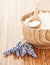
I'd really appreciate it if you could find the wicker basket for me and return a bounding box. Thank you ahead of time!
[21,11,50,49]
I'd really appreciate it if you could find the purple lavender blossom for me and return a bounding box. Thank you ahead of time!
[3,40,37,58]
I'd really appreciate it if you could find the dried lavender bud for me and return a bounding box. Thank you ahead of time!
[16,42,21,49]
[16,42,20,46]
[19,45,27,57]
[13,46,21,56]
[10,48,15,53]
[3,51,9,56]
[13,47,20,56]
[3,49,11,56]
[32,53,37,58]
[28,43,33,48]
[27,48,37,58]
[23,43,28,48]
[13,47,17,51]
[27,48,34,55]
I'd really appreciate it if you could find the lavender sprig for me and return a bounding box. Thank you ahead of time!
[3,40,37,58]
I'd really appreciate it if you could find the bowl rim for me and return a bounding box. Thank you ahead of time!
[21,10,50,30]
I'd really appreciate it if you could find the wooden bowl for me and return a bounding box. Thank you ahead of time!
[21,11,50,49]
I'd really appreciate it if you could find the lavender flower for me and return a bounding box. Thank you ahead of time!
[3,51,9,56]
[27,47,37,58]
[3,49,12,56]
[28,43,33,48]
[16,42,21,49]
[19,45,27,57]
[3,40,37,58]
[32,53,37,58]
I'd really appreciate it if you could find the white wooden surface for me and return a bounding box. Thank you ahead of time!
[0,0,50,65]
